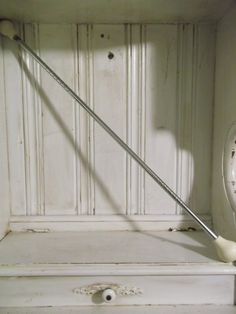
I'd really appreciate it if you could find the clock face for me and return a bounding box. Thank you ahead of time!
[223,123,236,214]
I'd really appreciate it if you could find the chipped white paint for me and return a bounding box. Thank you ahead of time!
[73,283,143,297]
[0,232,235,307]
[9,214,212,232]
[0,230,234,306]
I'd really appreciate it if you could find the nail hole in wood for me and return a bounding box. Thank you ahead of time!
[108,52,114,59]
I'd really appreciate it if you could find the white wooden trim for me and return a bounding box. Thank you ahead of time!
[0,36,10,239]
[0,305,236,314]
[0,262,235,277]
[0,275,233,306]
[9,214,212,232]
[139,24,146,215]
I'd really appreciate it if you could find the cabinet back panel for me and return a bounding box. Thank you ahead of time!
[1,23,215,217]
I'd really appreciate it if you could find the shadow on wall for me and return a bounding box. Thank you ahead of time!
[12,23,216,258]
[36,23,213,217]
[21,59,140,232]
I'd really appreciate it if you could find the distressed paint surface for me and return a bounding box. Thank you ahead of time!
[0,275,233,306]
[3,23,215,218]
[0,231,234,306]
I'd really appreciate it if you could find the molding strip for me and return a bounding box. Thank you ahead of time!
[9,214,212,232]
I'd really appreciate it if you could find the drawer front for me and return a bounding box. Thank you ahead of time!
[0,275,233,306]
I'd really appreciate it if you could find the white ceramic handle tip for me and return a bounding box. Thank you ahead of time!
[214,236,236,262]
[0,20,17,39]
[102,288,116,303]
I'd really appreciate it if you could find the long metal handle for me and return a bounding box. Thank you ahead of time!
[14,35,217,240]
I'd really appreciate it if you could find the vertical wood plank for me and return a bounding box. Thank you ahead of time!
[87,25,96,215]
[77,25,93,215]
[92,25,127,215]
[176,24,215,214]
[145,25,178,214]
[34,24,46,216]
[191,24,215,214]
[39,24,77,215]
[127,25,146,215]
[176,24,195,213]
[0,37,10,238]
[139,25,147,215]
[21,23,45,215]
[3,25,27,215]
[72,24,80,215]
[126,24,132,215]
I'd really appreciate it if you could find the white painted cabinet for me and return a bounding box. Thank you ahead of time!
[0,0,236,310]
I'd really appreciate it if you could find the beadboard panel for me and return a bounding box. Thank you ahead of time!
[3,23,215,217]
[176,24,215,214]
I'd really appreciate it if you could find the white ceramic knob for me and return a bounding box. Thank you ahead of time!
[102,288,116,303]
[0,20,17,39]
